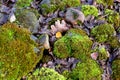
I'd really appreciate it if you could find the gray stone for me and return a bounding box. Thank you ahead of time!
[65,8,85,25]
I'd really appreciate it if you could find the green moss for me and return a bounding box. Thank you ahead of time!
[27,67,66,80]
[54,29,93,60]
[112,59,120,80]
[40,0,80,15]
[62,70,70,79]
[16,0,32,8]
[98,46,108,60]
[91,23,115,43]
[54,36,71,58]
[41,54,52,63]
[96,0,114,6]
[0,23,44,80]
[69,59,102,80]
[105,9,120,28]
[108,36,120,48]
[81,5,98,17]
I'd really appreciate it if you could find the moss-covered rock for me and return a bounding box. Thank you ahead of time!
[112,59,120,80]
[0,23,44,80]
[105,9,120,29]
[15,9,38,32]
[96,0,114,6]
[54,29,93,60]
[40,0,80,16]
[27,67,66,80]
[91,23,115,43]
[81,5,98,17]
[68,59,102,80]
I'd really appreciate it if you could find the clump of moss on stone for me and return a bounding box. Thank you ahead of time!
[91,23,115,43]
[40,0,80,16]
[105,9,120,29]
[81,5,98,17]
[53,29,93,60]
[27,67,66,80]
[96,0,114,6]
[68,59,102,80]
[112,59,120,80]
[0,23,44,80]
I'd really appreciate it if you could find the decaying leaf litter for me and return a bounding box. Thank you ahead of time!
[0,0,120,80]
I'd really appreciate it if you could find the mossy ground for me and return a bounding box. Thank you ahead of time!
[27,67,66,80]
[105,9,120,29]
[16,0,32,8]
[40,0,80,15]
[63,59,102,80]
[96,0,114,6]
[81,5,98,17]
[112,59,120,80]
[0,23,44,79]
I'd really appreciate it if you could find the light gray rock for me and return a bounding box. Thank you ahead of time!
[65,8,85,25]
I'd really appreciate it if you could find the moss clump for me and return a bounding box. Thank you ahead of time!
[40,0,80,15]
[54,29,93,60]
[27,67,66,80]
[96,0,114,6]
[112,59,120,80]
[98,47,108,60]
[68,59,102,80]
[108,36,120,48]
[0,23,44,80]
[81,5,98,17]
[105,9,120,29]
[91,23,115,43]
[41,54,52,63]
[97,47,109,61]
[16,0,32,8]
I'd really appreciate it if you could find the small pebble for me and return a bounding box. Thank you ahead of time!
[91,52,98,60]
